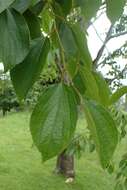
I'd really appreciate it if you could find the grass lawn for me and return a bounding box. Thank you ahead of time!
[0,111,126,190]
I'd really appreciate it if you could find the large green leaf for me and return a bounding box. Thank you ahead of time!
[74,67,111,106]
[11,37,50,100]
[71,23,92,69]
[59,23,78,57]
[30,83,78,161]
[74,0,101,22]
[106,0,125,23]
[83,0,101,22]
[79,66,100,101]
[73,71,86,95]
[24,10,41,39]
[93,71,111,106]
[31,0,41,6]
[66,56,78,78]
[109,86,127,105]
[59,23,79,78]
[30,0,45,15]
[0,0,15,13]
[52,2,63,19]
[84,100,118,168]
[55,0,72,16]
[11,0,32,13]
[0,9,30,71]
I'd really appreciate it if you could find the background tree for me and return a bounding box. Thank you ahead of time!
[0,70,20,116]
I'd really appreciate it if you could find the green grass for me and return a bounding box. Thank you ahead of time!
[0,111,126,190]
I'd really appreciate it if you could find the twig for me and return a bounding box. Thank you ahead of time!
[93,24,113,66]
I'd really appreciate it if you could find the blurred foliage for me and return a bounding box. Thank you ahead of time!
[110,106,127,140]
[65,131,95,159]
[110,106,127,189]
[115,153,127,190]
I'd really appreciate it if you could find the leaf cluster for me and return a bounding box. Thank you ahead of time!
[0,0,126,170]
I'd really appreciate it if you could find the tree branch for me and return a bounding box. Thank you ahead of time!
[93,25,113,66]
[93,26,127,67]
[109,30,127,40]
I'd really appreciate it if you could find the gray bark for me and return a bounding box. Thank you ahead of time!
[55,150,75,178]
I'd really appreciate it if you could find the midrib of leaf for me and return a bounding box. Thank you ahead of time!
[38,85,64,149]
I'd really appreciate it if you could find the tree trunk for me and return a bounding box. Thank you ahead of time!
[2,108,6,116]
[55,150,75,179]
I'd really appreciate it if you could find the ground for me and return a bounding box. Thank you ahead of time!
[0,111,126,190]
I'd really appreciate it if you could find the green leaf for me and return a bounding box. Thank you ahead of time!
[11,0,32,13]
[0,9,30,71]
[73,71,86,95]
[106,0,125,23]
[66,56,78,78]
[59,23,79,78]
[41,4,54,34]
[79,66,100,101]
[71,23,92,69]
[115,183,123,190]
[30,0,45,15]
[84,100,118,168]
[24,10,41,39]
[124,179,127,188]
[83,0,101,22]
[74,68,111,106]
[109,86,127,105]
[93,71,111,106]
[30,83,78,161]
[55,0,72,16]
[122,167,127,177]
[52,2,63,19]
[107,163,114,174]
[74,0,101,22]
[31,0,40,6]
[11,37,50,100]
[59,23,78,56]
[0,0,15,13]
